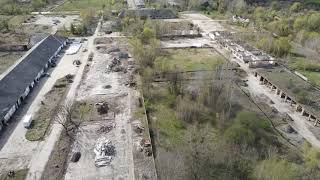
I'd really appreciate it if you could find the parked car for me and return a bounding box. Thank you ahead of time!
[23,115,32,128]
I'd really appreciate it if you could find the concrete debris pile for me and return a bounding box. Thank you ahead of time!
[94,137,116,167]
[97,122,116,134]
[134,123,144,134]
[125,74,136,87]
[137,138,152,156]
[96,46,120,54]
[94,37,114,45]
[106,47,120,54]
[107,57,125,73]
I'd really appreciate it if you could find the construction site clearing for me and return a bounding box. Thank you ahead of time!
[63,37,156,180]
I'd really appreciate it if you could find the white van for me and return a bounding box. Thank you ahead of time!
[23,115,32,128]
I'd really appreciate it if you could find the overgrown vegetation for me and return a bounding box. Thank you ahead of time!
[198,0,320,85]
[128,16,320,179]
[0,0,59,15]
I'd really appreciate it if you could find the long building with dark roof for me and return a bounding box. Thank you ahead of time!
[0,35,67,130]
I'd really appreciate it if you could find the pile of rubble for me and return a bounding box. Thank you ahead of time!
[97,122,116,134]
[107,57,125,73]
[96,101,109,114]
[137,138,152,156]
[94,137,116,167]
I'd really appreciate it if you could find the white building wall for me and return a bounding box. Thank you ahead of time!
[4,105,16,122]
[22,86,30,99]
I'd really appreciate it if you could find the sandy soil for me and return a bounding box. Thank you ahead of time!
[160,37,212,49]
[181,13,226,34]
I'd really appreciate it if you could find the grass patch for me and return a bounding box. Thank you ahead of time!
[55,0,123,11]
[155,49,224,72]
[151,103,185,149]
[8,15,30,28]
[301,71,320,86]
[288,57,320,86]
[0,169,28,180]
[288,57,320,71]
[147,84,185,149]
[25,77,72,141]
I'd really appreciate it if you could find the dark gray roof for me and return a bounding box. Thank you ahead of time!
[0,35,66,120]
[129,8,177,19]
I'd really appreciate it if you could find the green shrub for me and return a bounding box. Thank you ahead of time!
[252,156,302,180]
[290,2,302,13]
[224,111,273,147]
[307,13,320,32]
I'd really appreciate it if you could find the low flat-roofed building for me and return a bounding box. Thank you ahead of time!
[0,35,67,130]
[127,8,177,19]
[254,67,320,126]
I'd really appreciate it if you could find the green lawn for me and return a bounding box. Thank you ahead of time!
[146,85,186,149]
[155,49,225,72]
[301,71,320,86]
[288,57,320,86]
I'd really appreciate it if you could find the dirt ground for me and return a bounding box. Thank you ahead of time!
[180,13,226,34]
[0,51,26,75]
[25,76,73,141]
[26,15,80,34]
[64,37,156,180]
[41,131,73,180]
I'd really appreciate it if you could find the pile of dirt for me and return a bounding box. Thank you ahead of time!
[96,102,109,114]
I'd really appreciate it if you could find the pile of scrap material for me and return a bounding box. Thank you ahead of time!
[137,138,152,156]
[96,102,109,114]
[94,37,114,45]
[107,57,125,72]
[94,137,116,167]
[97,122,116,134]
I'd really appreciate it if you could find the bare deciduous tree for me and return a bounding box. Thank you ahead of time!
[56,102,90,137]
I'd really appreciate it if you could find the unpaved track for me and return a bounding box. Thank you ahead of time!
[65,36,135,179]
